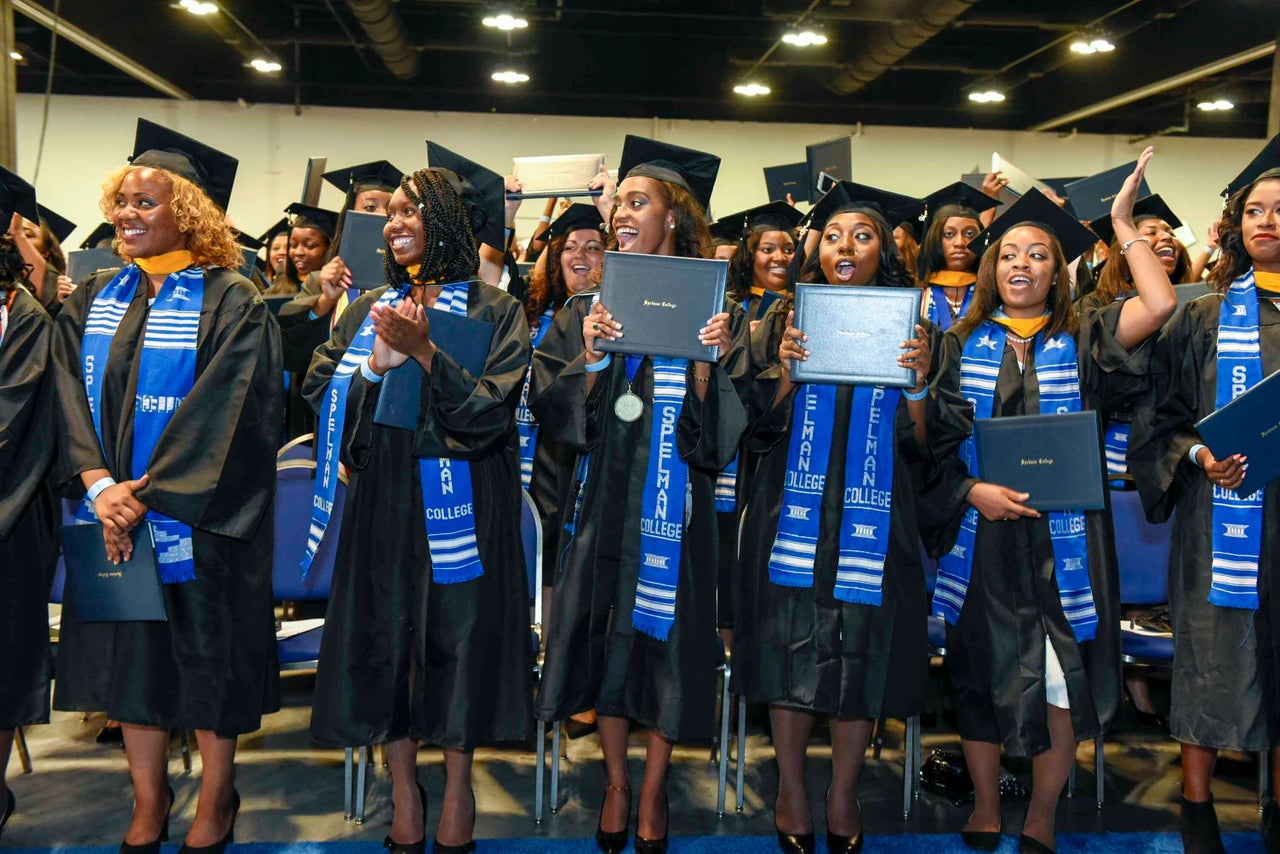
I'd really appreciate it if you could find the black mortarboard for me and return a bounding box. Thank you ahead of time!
[425,141,506,251]
[36,204,75,243]
[285,202,339,240]
[236,230,264,251]
[969,187,1099,261]
[257,217,291,246]
[80,222,115,249]
[618,135,721,214]
[322,160,404,198]
[713,201,804,241]
[0,167,38,225]
[1088,194,1182,246]
[1223,133,1280,198]
[806,181,925,232]
[546,203,605,241]
[923,181,1001,229]
[129,118,238,212]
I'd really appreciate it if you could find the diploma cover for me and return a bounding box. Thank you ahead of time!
[1197,368,1280,489]
[594,251,727,362]
[372,310,494,431]
[337,211,389,290]
[67,248,121,284]
[974,411,1106,511]
[61,523,167,622]
[789,284,921,387]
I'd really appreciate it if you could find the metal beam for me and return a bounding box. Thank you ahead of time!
[1028,41,1276,133]
[1,0,16,168]
[12,0,191,99]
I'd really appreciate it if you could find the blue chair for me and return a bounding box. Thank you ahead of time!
[277,432,314,463]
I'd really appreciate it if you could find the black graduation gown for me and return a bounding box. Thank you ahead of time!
[1129,293,1280,751]
[927,303,1145,756]
[305,279,533,751]
[526,311,576,583]
[276,271,330,441]
[51,267,283,736]
[0,288,56,729]
[731,301,935,720]
[528,291,749,742]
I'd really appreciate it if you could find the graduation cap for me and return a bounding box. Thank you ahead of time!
[922,181,1001,230]
[969,187,1099,262]
[129,118,238,212]
[257,217,291,246]
[322,160,404,199]
[236,230,264,252]
[713,201,804,241]
[1087,194,1182,246]
[806,181,925,232]
[709,219,742,243]
[546,203,605,241]
[618,135,720,215]
[425,141,506,251]
[0,167,38,225]
[80,222,116,250]
[36,205,76,244]
[285,202,339,240]
[1223,132,1280,198]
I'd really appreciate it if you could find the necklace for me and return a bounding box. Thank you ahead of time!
[1005,331,1034,345]
[945,295,965,314]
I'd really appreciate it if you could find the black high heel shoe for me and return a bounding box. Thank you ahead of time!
[825,797,863,854]
[120,784,175,854]
[960,813,1002,851]
[0,789,15,842]
[177,789,239,854]
[1263,798,1280,854]
[1180,796,1226,854]
[1018,833,1056,854]
[385,781,428,854]
[594,784,630,854]
[773,793,815,854]
[634,790,669,854]
[432,789,477,854]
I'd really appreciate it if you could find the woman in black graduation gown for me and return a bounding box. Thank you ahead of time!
[529,136,748,854]
[0,171,57,841]
[927,152,1175,854]
[917,182,1001,333]
[304,166,532,853]
[51,121,283,853]
[735,181,935,854]
[1129,157,1280,854]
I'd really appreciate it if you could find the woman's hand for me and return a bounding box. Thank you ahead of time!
[588,168,617,225]
[313,257,351,316]
[982,172,1008,199]
[899,324,932,392]
[966,481,1040,522]
[1110,146,1155,236]
[1205,220,1220,252]
[94,474,151,534]
[778,310,808,374]
[57,274,76,304]
[102,524,136,565]
[370,299,433,372]
[699,312,732,360]
[583,300,621,363]
[1197,448,1247,492]
[505,175,523,226]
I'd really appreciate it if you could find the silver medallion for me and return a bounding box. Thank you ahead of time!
[614,390,644,423]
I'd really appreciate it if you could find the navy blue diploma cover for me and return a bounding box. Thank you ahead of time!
[60,523,168,622]
[594,251,728,362]
[67,248,121,284]
[1197,368,1280,489]
[372,309,494,431]
[338,211,390,290]
[973,411,1106,511]
[789,285,922,387]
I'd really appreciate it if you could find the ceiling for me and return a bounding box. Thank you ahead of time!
[10,0,1280,139]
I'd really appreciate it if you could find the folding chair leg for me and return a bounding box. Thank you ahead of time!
[717,666,731,817]
[1067,750,1076,798]
[344,747,354,820]
[179,730,192,774]
[1095,735,1105,809]
[355,745,368,824]
[873,715,885,760]
[735,696,746,813]
[14,726,32,774]
[913,715,923,801]
[902,716,916,819]
[550,724,561,814]
[535,720,546,823]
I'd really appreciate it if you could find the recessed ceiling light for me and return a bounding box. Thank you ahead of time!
[733,82,771,96]
[251,58,282,73]
[1197,99,1234,111]
[483,13,528,30]
[1070,36,1115,55]
[9,51,22,61]
[492,69,530,84]
[968,90,1006,103]
[179,0,218,15]
[782,29,827,47]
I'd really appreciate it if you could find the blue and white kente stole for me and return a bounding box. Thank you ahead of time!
[631,356,691,641]
[80,265,203,583]
[516,307,554,490]
[930,319,1098,642]
[768,382,899,606]
[1104,412,1132,477]
[926,284,974,332]
[1208,270,1265,609]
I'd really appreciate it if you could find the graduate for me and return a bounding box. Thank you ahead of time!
[926,151,1176,854]
[917,182,1002,331]
[734,180,935,854]
[0,169,56,843]
[719,201,803,325]
[304,166,532,854]
[1129,136,1280,854]
[51,119,283,854]
[20,205,74,316]
[529,135,748,854]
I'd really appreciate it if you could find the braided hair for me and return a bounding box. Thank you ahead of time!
[383,168,481,287]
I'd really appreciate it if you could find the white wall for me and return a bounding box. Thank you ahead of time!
[14,92,1269,251]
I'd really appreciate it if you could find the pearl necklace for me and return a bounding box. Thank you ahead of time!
[1005,331,1034,345]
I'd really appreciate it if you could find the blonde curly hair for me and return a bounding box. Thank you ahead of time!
[98,165,243,269]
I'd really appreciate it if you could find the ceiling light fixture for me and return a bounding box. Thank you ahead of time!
[1197,99,1234,111]
[250,58,282,73]
[178,0,218,15]
[1070,35,1115,55]
[968,90,1006,104]
[782,28,827,47]
[9,51,23,61]
[483,12,528,30]
[734,82,771,96]
[492,69,530,84]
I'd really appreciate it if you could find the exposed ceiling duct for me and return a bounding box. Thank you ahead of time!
[344,0,419,80]
[827,0,981,95]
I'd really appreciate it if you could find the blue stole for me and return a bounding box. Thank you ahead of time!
[304,282,485,585]
[926,284,974,332]
[79,265,203,584]
[715,457,739,513]
[630,355,691,641]
[931,319,1098,642]
[516,308,554,490]
[1208,270,1265,609]
[1104,413,1132,477]
[768,382,899,606]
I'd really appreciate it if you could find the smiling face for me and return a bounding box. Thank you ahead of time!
[1136,217,1182,275]
[941,215,981,272]
[611,176,675,256]
[752,229,795,291]
[353,188,393,216]
[382,186,424,267]
[559,228,605,294]
[818,211,881,286]
[995,225,1058,318]
[1242,178,1280,272]
[110,167,189,260]
[268,232,289,275]
[288,227,329,275]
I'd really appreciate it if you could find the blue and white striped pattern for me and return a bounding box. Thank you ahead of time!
[1104,414,1132,477]
[516,308,554,490]
[714,456,738,513]
[631,357,690,642]
[768,382,836,589]
[834,386,899,606]
[1209,270,1265,609]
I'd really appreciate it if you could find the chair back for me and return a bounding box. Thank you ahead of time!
[272,459,345,601]
[277,432,315,463]
[521,489,542,617]
[1110,483,1171,605]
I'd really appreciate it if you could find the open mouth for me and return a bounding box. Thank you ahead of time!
[767,264,789,277]
[390,235,415,251]
[570,264,592,275]
[833,259,857,282]
[121,227,145,239]
[1006,273,1034,289]
[614,226,640,250]
[1155,246,1176,259]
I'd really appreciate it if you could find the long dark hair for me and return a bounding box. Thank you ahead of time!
[726,224,797,302]
[0,235,30,301]
[916,205,982,283]
[524,228,604,324]
[605,181,711,260]
[386,168,481,287]
[797,206,908,287]
[955,221,1078,341]
[1094,229,1193,304]
[1210,166,1280,294]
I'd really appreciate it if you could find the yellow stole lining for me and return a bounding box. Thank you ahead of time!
[927,270,977,287]
[992,315,1050,339]
[1254,270,1280,297]
[749,286,766,297]
[135,250,195,276]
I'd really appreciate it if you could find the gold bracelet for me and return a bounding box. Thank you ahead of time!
[693,375,711,384]
[1120,237,1150,255]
